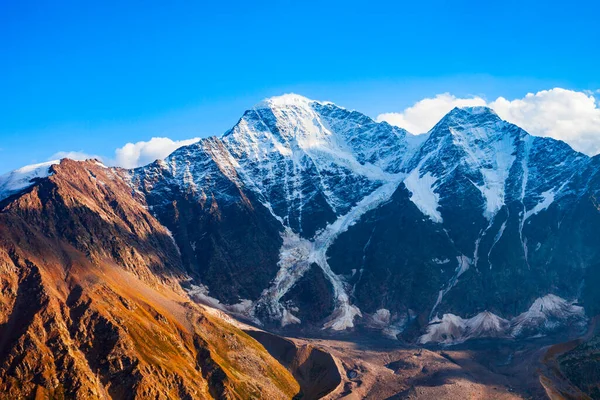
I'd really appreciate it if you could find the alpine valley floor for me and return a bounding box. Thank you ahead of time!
[206,303,597,400]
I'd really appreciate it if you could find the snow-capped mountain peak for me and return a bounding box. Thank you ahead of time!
[442,106,501,125]
[254,93,336,111]
[0,160,60,202]
[218,98,419,235]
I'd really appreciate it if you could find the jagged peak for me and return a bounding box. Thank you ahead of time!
[443,106,500,122]
[427,106,509,140]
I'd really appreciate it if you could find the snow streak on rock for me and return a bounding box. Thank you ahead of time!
[404,168,442,223]
[257,177,404,330]
[430,255,472,319]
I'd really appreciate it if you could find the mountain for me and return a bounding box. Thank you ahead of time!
[2,93,600,354]
[124,94,599,345]
[0,159,298,399]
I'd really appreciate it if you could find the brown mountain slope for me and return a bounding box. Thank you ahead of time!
[0,159,299,399]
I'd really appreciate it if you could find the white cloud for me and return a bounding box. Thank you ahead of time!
[377,93,487,134]
[49,151,103,162]
[113,137,201,169]
[377,88,600,156]
[489,89,600,155]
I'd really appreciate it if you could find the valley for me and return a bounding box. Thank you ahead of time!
[200,299,595,399]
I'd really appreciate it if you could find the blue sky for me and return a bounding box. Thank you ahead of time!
[1,0,599,173]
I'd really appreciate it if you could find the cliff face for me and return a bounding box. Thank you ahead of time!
[0,159,298,399]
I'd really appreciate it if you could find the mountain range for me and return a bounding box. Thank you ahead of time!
[2,94,600,398]
[128,94,598,340]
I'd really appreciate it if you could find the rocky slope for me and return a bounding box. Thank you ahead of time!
[0,159,299,399]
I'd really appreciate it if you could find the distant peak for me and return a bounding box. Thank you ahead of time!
[433,106,502,131]
[254,93,336,110]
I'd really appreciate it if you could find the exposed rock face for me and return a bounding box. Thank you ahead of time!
[0,160,298,399]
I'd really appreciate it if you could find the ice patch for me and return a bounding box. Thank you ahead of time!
[488,218,507,269]
[419,314,467,345]
[367,309,409,339]
[419,311,510,345]
[511,294,586,338]
[404,168,442,223]
[93,160,108,168]
[523,188,556,222]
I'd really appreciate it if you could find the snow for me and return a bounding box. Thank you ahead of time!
[316,178,403,330]
[519,137,532,264]
[465,311,510,339]
[132,98,592,338]
[256,177,403,330]
[281,308,301,327]
[162,226,181,256]
[430,255,472,318]
[420,311,510,345]
[219,95,416,329]
[0,160,59,201]
[511,294,586,338]
[255,229,314,322]
[523,188,556,221]
[421,294,586,345]
[93,160,108,168]
[404,168,442,223]
[371,309,391,326]
[419,314,467,345]
[222,93,411,233]
[488,217,507,269]
[254,93,336,110]
[411,108,522,222]
[367,309,408,339]
[448,122,516,219]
